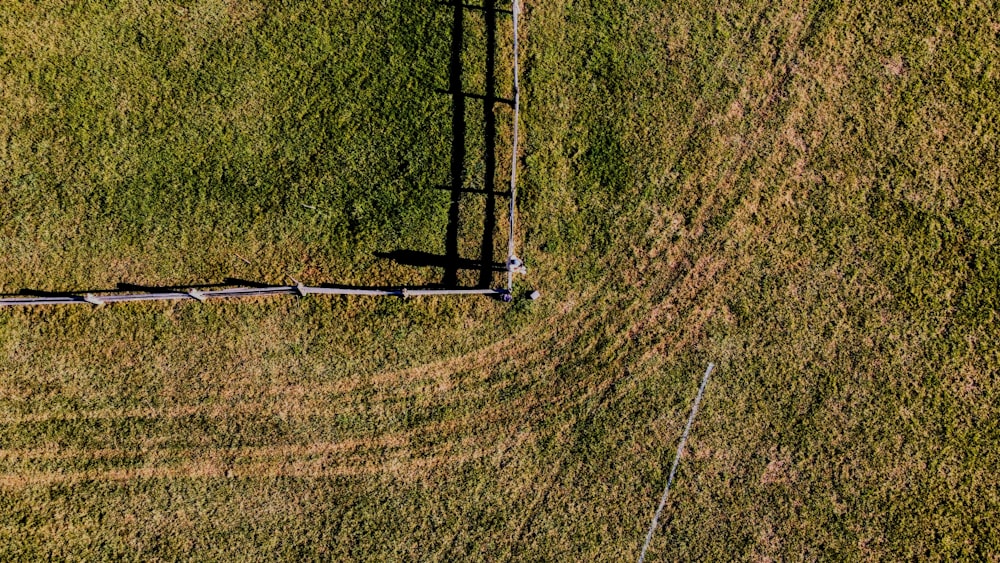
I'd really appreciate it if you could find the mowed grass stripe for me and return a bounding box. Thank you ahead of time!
[0,293,637,492]
[0,444,498,489]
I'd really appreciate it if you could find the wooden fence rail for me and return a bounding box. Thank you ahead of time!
[0,285,506,308]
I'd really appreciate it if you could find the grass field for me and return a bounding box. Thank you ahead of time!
[2,0,999,559]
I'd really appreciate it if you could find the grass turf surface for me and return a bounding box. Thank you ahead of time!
[1,0,999,559]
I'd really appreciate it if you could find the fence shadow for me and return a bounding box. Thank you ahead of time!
[378,0,510,289]
[0,2,516,306]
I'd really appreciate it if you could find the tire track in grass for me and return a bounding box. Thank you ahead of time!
[0,445,499,489]
[0,376,585,471]
[488,4,846,551]
[0,293,584,426]
[0,281,617,459]
[0,326,624,486]
[0,423,540,489]
[0,345,619,487]
[621,0,844,363]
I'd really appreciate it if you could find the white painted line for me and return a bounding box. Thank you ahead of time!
[639,362,715,563]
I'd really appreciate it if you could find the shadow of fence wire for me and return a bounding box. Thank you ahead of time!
[378,0,515,290]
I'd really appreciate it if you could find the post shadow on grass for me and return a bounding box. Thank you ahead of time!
[378,0,510,289]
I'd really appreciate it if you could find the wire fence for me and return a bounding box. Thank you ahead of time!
[1,2,524,309]
[506,0,522,291]
[0,284,504,309]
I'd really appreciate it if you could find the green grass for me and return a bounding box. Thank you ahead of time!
[2,0,999,560]
[0,1,468,288]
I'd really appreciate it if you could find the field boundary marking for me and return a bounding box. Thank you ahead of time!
[639,362,715,563]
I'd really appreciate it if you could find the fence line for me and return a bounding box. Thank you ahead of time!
[1,4,525,309]
[0,285,504,309]
[506,0,522,291]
